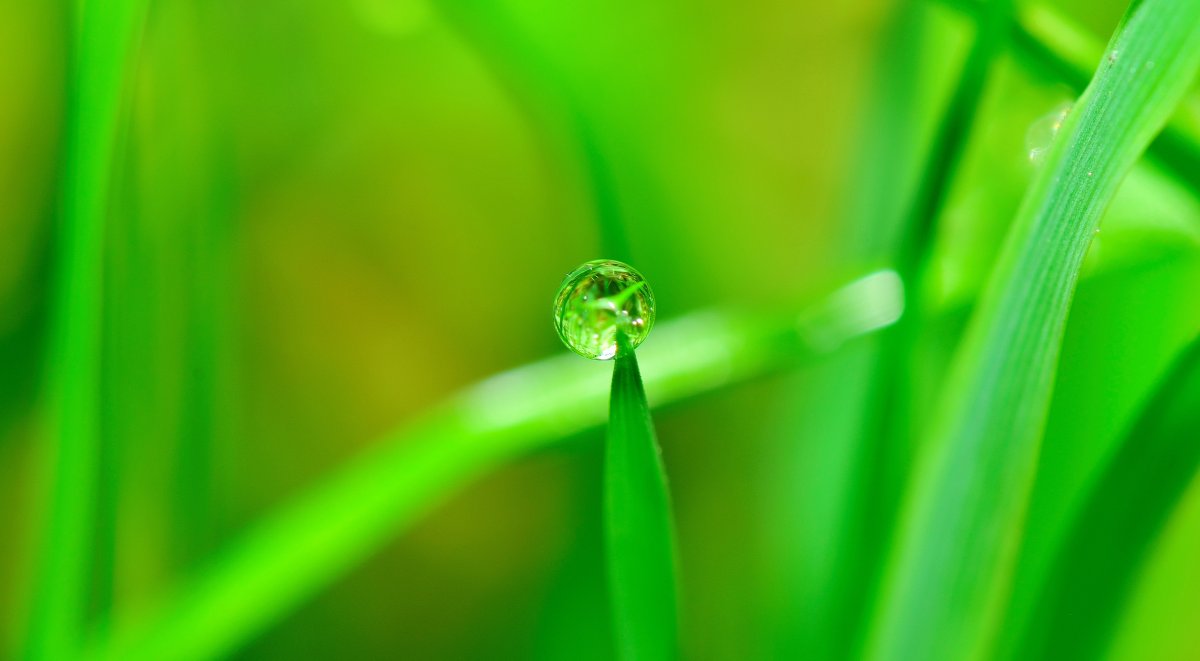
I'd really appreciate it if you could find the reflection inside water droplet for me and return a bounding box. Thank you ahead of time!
[553,259,656,360]
[1026,102,1072,164]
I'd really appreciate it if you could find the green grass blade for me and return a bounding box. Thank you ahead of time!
[762,338,882,658]
[1013,3,1200,192]
[840,2,946,266]
[1015,335,1200,659]
[892,0,1013,280]
[866,1,1200,658]
[992,256,1200,661]
[85,271,903,661]
[605,346,678,660]
[944,0,1200,190]
[24,1,147,659]
[844,2,1013,654]
[777,2,1003,656]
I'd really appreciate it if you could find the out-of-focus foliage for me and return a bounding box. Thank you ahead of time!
[2,0,1199,659]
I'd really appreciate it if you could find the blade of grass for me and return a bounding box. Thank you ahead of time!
[891,0,1014,281]
[768,0,960,654]
[943,0,1200,191]
[1014,334,1200,659]
[84,271,903,661]
[993,254,1200,661]
[762,337,882,659]
[606,342,678,660]
[840,2,949,266]
[833,1,1013,655]
[96,3,237,630]
[24,1,147,659]
[1014,4,1200,193]
[866,1,1200,658]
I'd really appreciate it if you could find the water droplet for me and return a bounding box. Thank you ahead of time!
[1026,102,1072,164]
[553,259,656,360]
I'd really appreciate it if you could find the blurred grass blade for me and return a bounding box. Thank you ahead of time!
[432,0,631,261]
[892,0,1012,280]
[775,5,939,653]
[839,2,945,266]
[1016,335,1200,659]
[841,0,1012,654]
[24,1,147,659]
[85,271,902,661]
[605,346,678,660]
[867,1,1200,659]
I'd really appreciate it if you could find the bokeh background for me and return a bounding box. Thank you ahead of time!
[3,0,1200,658]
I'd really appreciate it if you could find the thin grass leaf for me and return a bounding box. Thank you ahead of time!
[839,2,947,266]
[96,6,237,626]
[768,2,990,656]
[762,339,882,658]
[844,1,1014,656]
[605,342,678,660]
[866,1,1200,658]
[24,1,148,659]
[1013,3,1200,192]
[1014,335,1200,659]
[944,0,1200,190]
[891,0,1014,280]
[84,271,903,661]
[994,255,1200,661]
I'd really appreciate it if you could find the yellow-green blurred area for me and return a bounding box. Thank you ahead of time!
[3,0,1200,658]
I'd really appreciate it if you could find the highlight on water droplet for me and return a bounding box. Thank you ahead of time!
[1025,102,1072,164]
[554,259,656,360]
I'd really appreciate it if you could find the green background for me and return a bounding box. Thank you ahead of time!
[3,0,1199,658]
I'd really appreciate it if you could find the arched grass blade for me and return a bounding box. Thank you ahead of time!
[82,270,903,661]
[605,344,678,660]
[866,1,1200,658]
[942,0,1200,191]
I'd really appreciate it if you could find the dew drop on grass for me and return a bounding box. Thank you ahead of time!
[554,259,656,360]
[1025,102,1072,164]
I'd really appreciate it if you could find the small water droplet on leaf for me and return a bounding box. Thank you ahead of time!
[1026,102,1072,164]
[554,259,656,360]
